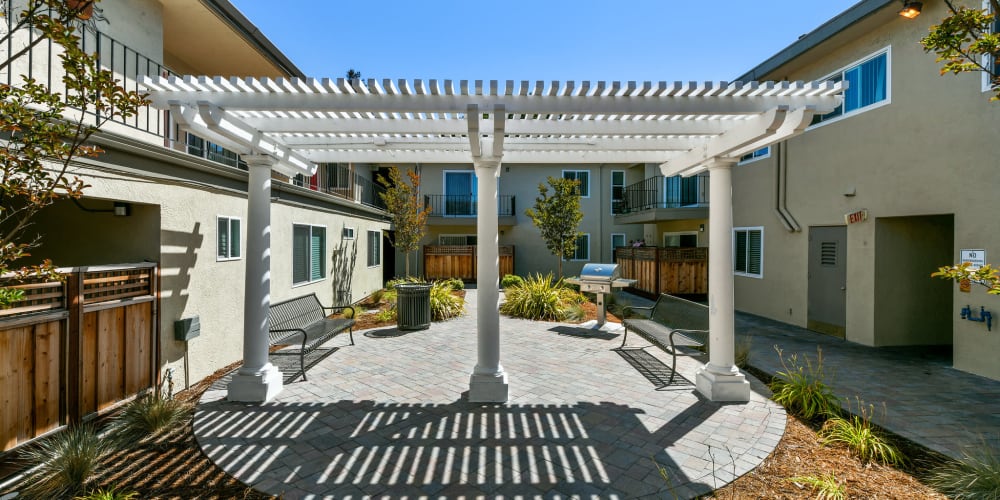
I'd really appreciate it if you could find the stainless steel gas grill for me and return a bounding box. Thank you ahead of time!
[565,263,636,326]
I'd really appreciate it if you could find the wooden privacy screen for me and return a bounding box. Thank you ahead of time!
[0,264,157,453]
[615,247,708,296]
[423,245,514,281]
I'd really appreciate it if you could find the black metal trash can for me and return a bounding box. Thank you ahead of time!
[396,283,432,330]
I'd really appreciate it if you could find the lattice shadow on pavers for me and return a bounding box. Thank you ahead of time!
[548,325,619,341]
[614,347,698,390]
[206,346,343,390]
[194,397,728,498]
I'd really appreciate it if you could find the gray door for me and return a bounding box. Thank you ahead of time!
[808,226,847,338]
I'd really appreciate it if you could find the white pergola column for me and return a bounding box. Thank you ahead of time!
[468,158,509,403]
[227,154,283,403]
[695,158,751,402]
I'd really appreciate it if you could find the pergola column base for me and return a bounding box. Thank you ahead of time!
[468,372,509,403]
[227,363,283,403]
[695,365,750,402]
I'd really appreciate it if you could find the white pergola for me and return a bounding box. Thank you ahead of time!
[141,76,843,403]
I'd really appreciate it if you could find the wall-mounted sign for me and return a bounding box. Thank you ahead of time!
[844,209,868,224]
[960,249,986,270]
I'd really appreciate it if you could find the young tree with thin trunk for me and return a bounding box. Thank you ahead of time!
[377,165,431,278]
[0,0,148,304]
[524,176,583,278]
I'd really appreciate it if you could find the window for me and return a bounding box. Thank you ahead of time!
[293,224,326,285]
[217,216,241,261]
[739,146,770,164]
[611,170,625,214]
[562,170,590,197]
[734,227,763,278]
[342,227,355,240]
[663,232,698,248]
[367,230,381,267]
[811,49,889,126]
[611,233,626,250]
[663,175,702,207]
[439,234,477,245]
[570,234,590,261]
[443,171,477,216]
[984,1,1000,93]
[185,133,245,170]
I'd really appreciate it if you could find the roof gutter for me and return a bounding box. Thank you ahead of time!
[735,0,895,81]
[201,0,306,78]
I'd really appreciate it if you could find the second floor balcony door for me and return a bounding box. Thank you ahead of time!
[445,171,477,216]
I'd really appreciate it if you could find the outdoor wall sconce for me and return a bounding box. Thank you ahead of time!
[898,1,922,19]
[960,305,992,331]
[699,224,705,232]
[113,202,132,216]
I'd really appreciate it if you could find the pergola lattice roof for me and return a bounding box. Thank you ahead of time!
[141,77,844,177]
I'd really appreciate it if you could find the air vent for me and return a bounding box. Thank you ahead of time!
[820,241,837,266]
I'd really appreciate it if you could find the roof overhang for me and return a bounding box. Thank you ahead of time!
[140,77,844,177]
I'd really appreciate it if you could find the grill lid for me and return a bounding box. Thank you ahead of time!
[579,263,620,281]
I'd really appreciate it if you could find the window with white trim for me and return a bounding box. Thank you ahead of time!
[611,170,625,214]
[739,146,770,164]
[984,1,1000,93]
[217,216,241,261]
[367,230,381,267]
[570,234,590,261]
[611,233,626,250]
[293,224,326,285]
[342,227,355,240]
[734,227,763,278]
[811,49,889,126]
[562,170,590,197]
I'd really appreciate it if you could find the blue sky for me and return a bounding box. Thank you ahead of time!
[229,1,862,82]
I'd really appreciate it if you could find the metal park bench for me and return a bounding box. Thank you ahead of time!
[620,294,709,385]
[268,293,355,381]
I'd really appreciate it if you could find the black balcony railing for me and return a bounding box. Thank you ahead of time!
[616,175,708,214]
[423,195,515,217]
[357,174,387,210]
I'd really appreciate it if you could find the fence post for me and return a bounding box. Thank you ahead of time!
[655,247,662,296]
[66,269,84,424]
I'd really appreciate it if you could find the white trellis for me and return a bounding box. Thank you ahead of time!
[142,76,844,403]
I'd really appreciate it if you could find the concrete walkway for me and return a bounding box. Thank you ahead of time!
[616,292,1000,460]
[195,290,784,499]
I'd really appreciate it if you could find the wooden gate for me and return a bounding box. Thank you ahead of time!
[615,247,708,297]
[423,245,514,281]
[1,263,157,453]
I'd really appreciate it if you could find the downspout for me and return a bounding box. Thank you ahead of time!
[773,141,801,232]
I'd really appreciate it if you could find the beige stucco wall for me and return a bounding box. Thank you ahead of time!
[732,0,1000,380]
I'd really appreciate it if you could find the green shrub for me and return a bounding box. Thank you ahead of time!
[769,346,840,421]
[787,474,845,500]
[440,277,464,291]
[374,308,396,322]
[430,280,465,320]
[499,272,583,321]
[340,307,355,319]
[19,424,113,498]
[735,335,753,369]
[500,274,524,289]
[927,443,1000,499]
[819,400,903,466]
[107,389,191,448]
[75,486,139,500]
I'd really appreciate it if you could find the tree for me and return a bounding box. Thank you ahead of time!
[921,0,1000,100]
[524,176,583,278]
[0,0,148,304]
[377,165,431,277]
[921,1,1000,288]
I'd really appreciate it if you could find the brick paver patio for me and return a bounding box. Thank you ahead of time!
[195,290,784,499]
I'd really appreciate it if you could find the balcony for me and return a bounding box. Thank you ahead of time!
[424,195,516,226]
[613,175,709,224]
[293,164,387,210]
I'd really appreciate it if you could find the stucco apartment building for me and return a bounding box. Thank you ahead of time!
[724,0,1000,382]
[2,0,390,401]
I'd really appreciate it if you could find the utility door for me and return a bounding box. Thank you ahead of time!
[808,226,847,338]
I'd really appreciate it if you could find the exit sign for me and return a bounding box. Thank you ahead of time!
[844,209,868,224]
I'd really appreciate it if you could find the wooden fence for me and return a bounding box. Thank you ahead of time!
[1,263,157,453]
[423,245,514,281]
[615,247,708,297]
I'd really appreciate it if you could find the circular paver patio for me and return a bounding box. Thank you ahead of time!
[194,291,783,499]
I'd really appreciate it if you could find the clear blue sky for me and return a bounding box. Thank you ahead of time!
[229,1,862,82]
